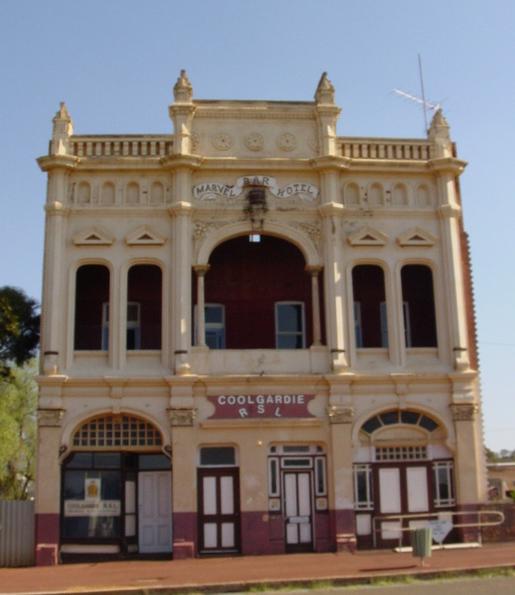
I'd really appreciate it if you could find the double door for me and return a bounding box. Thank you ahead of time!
[375,464,430,545]
[198,468,240,553]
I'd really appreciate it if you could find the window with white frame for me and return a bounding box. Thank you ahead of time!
[275,302,305,349]
[433,461,455,507]
[205,303,225,349]
[353,464,373,510]
[101,302,109,351]
[126,302,141,350]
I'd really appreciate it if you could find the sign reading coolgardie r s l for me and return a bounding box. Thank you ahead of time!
[208,394,315,419]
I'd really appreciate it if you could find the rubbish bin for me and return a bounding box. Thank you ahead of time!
[411,527,432,564]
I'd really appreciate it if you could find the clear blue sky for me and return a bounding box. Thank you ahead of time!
[1,0,513,451]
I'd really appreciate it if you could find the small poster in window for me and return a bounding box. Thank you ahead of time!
[85,478,101,502]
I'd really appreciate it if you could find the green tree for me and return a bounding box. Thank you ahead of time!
[0,361,37,499]
[0,286,39,377]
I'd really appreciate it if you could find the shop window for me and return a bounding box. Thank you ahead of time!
[275,302,305,348]
[127,265,162,350]
[401,265,437,347]
[433,462,455,507]
[199,446,236,467]
[354,464,373,510]
[352,265,387,348]
[74,265,110,350]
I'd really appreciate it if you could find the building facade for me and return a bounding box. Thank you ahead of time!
[35,72,486,565]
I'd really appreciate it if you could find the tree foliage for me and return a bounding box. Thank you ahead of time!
[486,447,515,462]
[0,286,39,376]
[0,360,37,499]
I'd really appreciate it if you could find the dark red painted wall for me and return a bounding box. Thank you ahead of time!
[74,265,109,350]
[127,265,162,349]
[197,235,322,349]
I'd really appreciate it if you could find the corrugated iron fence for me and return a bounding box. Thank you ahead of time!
[0,501,35,566]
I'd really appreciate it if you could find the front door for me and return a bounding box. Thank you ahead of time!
[198,468,240,554]
[376,465,429,545]
[284,471,313,552]
[138,471,172,553]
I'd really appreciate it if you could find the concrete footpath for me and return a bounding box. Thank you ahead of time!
[0,542,514,595]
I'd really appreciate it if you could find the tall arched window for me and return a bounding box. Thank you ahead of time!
[74,264,110,350]
[126,265,162,350]
[352,265,388,347]
[401,264,437,347]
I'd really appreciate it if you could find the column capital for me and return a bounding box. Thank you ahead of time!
[450,402,479,422]
[167,407,196,427]
[327,405,354,424]
[437,204,462,219]
[310,155,350,172]
[318,202,345,218]
[305,264,322,275]
[193,264,211,275]
[37,155,79,172]
[168,201,193,217]
[428,157,467,176]
[160,154,203,170]
[37,408,65,428]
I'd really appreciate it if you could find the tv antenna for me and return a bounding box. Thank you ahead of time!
[393,54,441,134]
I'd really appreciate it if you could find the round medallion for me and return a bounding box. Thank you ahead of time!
[244,132,264,152]
[212,132,233,151]
[277,132,297,152]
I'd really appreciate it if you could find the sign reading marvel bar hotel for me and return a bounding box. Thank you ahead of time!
[208,394,315,419]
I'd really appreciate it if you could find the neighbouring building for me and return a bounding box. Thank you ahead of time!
[35,71,486,565]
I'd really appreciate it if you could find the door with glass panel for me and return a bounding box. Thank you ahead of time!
[198,468,240,554]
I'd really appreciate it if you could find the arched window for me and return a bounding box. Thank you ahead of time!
[72,414,163,449]
[352,265,387,347]
[74,264,110,350]
[127,265,162,350]
[368,183,383,207]
[392,183,408,206]
[401,265,437,347]
[150,181,164,205]
[344,183,360,206]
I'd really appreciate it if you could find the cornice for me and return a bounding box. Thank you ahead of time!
[428,157,467,175]
[193,157,315,171]
[37,155,79,172]
[160,154,204,170]
[311,155,350,171]
[318,202,346,217]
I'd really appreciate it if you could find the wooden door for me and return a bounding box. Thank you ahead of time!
[198,468,240,554]
[138,471,172,553]
[283,471,313,552]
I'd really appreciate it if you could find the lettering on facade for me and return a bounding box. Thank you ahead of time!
[64,500,121,517]
[208,394,315,419]
[193,176,319,201]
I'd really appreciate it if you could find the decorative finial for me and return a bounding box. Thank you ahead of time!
[428,109,452,157]
[50,101,73,155]
[315,72,335,104]
[429,109,449,135]
[173,69,193,102]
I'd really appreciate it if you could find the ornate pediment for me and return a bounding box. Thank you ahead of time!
[347,226,388,247]
[72,226,114,246]
[397,227,436,247]
[125,226,166,246]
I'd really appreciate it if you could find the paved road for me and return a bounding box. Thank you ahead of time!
[230,575,515,594]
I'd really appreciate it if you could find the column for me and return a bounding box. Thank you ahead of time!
[169,168,193,374]
[451,400,486,542]
[193,265,210,347]
[168,399,197,559]
[35,408,64,565]
[306,266,322,346]
[40,169,69,375]
[327,404,356,552]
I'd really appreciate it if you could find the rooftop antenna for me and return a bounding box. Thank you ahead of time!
[393,54,441,135]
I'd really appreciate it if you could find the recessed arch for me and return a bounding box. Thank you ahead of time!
[196,221,321,268]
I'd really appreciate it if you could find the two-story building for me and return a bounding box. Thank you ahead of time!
[35,71,486,564]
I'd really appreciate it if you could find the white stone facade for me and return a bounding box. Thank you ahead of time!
[35,72,486,564]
